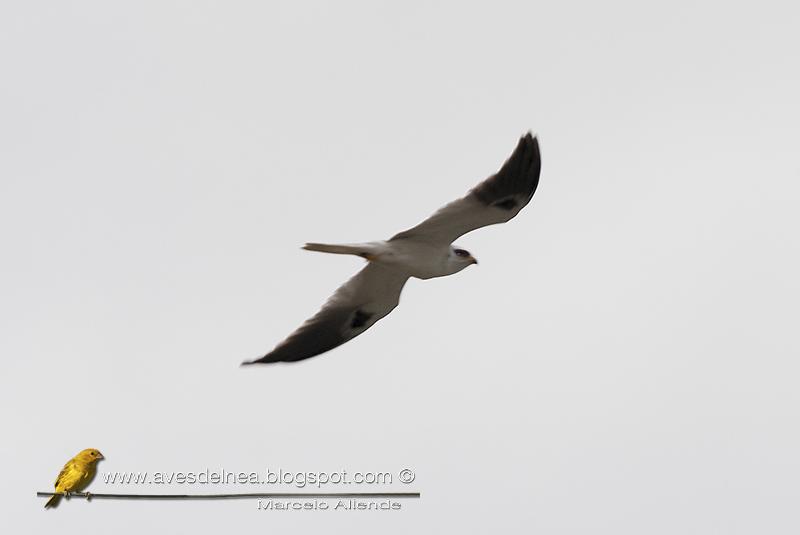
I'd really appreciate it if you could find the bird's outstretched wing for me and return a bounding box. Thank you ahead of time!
[243,263,409,364]
[390,133,541,245]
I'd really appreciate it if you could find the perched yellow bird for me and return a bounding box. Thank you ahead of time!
[44,448,105,509]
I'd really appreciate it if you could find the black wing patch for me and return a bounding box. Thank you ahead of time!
[492,198,518,210]
[350,309,373,329]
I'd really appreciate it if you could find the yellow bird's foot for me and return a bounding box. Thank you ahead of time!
[85,492,92,501]
[64,491,72,500]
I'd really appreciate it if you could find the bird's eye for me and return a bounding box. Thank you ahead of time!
[454,249,470,257]
[91,452,95,456]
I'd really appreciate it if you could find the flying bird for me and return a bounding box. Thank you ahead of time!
[44,448,104,509]
[244,133,541,365]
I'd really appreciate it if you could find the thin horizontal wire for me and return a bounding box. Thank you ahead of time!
[37,491,420,500]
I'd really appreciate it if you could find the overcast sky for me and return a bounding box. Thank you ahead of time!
[2,1,799,533]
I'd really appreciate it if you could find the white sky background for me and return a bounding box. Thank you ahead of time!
[2,1,799,533]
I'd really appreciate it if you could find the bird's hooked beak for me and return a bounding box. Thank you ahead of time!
[469,256,478,265]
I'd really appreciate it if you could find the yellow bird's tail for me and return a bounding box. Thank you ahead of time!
[44,494,61,509]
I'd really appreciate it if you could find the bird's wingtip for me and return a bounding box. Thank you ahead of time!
[521,132,541,162]
[511,131,540,161]
[242,354,280,366]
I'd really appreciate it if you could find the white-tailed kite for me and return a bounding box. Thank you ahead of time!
[243,133,541,365]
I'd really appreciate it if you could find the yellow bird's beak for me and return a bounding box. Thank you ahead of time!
[469,256,478,265]
[96,453,105,460]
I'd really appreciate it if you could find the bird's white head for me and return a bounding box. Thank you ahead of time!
[448,246,478,274]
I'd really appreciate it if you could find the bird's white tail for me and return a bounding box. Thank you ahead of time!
[302,242,372,257]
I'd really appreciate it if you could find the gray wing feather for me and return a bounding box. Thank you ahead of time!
[244,263,409,364]
[390,133,541,244]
